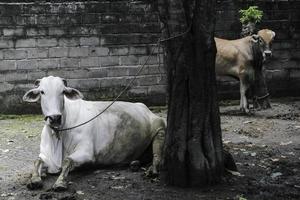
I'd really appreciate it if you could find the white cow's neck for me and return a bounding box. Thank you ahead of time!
[60,97,82,131]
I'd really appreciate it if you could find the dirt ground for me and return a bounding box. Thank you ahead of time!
[0,98,299,200]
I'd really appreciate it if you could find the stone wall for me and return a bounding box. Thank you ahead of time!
[0,0,299,113]
[0,0,165,113]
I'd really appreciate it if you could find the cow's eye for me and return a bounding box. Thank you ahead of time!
[40,91,45,95]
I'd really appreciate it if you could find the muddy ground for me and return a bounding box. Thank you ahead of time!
[0,98,299,200]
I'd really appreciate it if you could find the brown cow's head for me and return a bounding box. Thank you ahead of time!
[257,29,276,59]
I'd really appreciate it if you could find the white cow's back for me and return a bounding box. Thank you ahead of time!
[61,99,161,165]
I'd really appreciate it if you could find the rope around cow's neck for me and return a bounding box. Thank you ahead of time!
[51,27,191,133]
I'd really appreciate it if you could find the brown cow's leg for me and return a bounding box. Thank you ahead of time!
[239,78,250,113]
[52,158,73,191]
[27,158,44,190]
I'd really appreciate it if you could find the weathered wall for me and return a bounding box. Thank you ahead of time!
[0,0,299,113]
[0,0,164,113]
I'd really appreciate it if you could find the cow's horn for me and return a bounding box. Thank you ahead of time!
[34,79,41,87]
[251,34,260,42]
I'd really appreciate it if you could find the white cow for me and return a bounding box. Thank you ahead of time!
[23,76,166,191]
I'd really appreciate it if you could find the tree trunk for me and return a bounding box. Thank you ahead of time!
[158,0,224,187]
[241,22,256,37]
[252,70,271,109]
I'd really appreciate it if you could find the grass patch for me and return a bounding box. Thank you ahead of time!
[0,115,43,121]
[149,106,167,113]
[0,115,44,137]
[0,165,8,171]
[219,100,240,106]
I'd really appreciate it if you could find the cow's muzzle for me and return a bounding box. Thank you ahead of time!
[45,115,62,128]
[264,50,272,58]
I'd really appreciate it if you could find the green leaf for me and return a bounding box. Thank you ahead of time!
[239,6,263,24]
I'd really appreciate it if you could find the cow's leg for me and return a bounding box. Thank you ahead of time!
[27,158,44,190]
[152,129,165,175]
[239,78,250,113]
[52,158,73,191]
[147,127,165,177]
[52,147,93,191]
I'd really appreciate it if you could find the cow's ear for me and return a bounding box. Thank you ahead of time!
[23,89,41,102]
[64,87,83,100]
[34,79,41,87]
[272,31,276,39]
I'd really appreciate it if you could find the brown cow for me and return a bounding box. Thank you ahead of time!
[215,29,275,112]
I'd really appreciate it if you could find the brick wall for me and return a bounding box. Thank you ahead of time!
[0,0,165,113]
[0,0,299,113]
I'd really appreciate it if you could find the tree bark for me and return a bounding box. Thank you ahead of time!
[158,0,224,187]
[241,22,256,37]
[252,70,271,110]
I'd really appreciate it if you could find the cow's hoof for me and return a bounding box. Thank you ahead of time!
[27,176,43,190]
[240,107,250,114]
[130,160,140,172]
[145,166,158,178]
[52,181,68,191]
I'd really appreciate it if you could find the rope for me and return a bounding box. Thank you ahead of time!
[53,42,157,133]
[52,27,191,133]
[159,25,191,43]
[254,92,270,101]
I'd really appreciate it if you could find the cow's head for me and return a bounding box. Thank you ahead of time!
[257,29,276,59]
[23,76,83,128]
